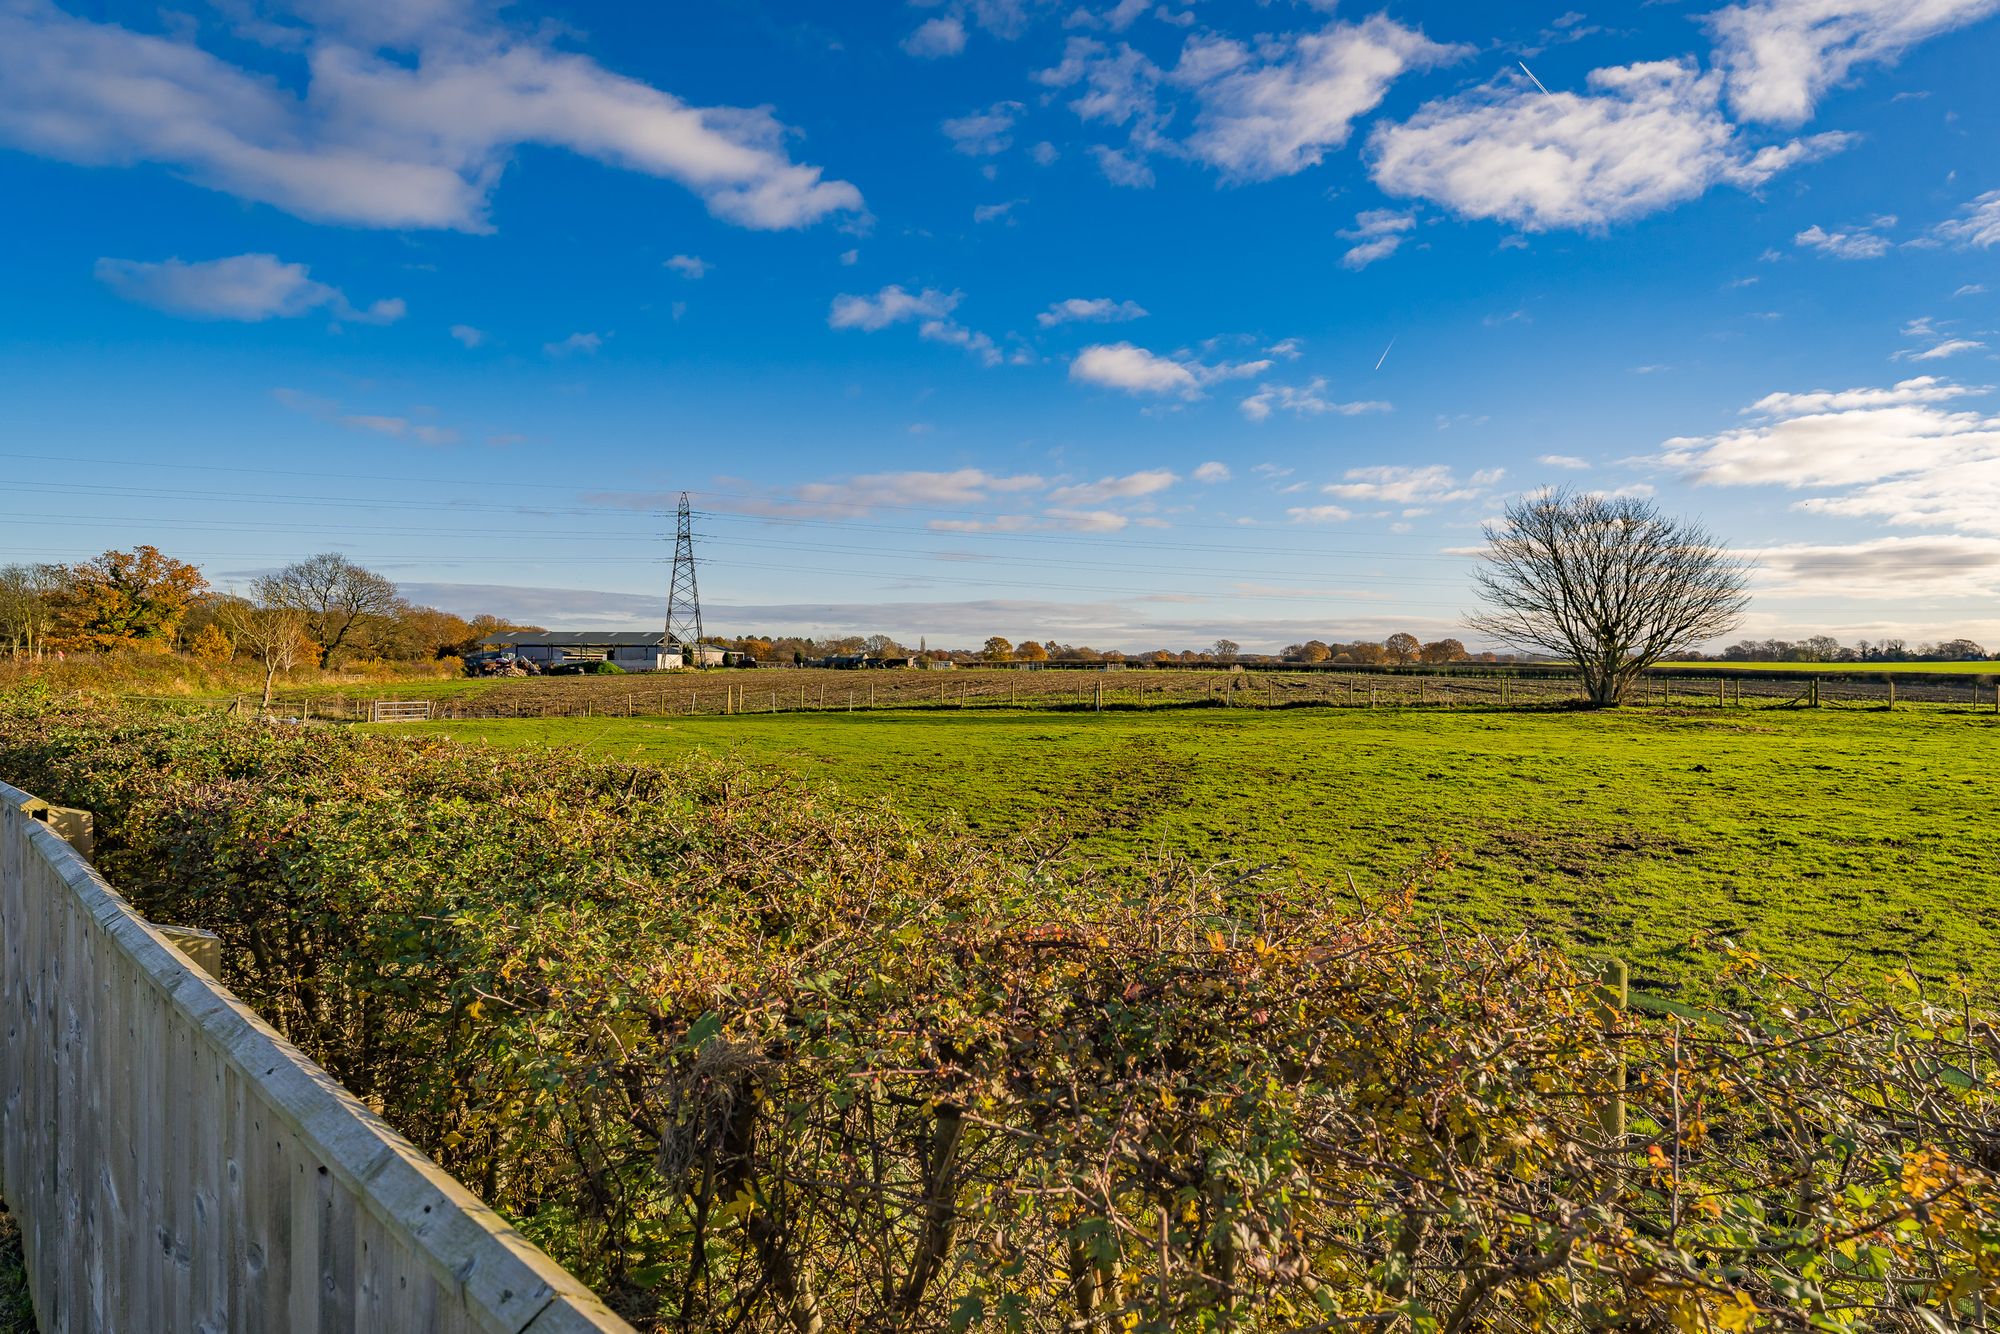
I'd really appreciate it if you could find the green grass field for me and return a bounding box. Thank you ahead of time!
[378,705,2000,1002]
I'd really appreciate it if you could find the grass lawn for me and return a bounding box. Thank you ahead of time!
[378,705,2000,1003]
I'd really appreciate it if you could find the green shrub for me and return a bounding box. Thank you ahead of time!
[3,696,1997,1331]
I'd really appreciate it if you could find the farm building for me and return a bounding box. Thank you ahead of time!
[478,631,684,672]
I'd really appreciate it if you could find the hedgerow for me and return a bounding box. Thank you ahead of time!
[2,694,1996,1331]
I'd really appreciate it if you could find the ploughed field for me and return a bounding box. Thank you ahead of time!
[376,703,2000,1004]
[297,661,2000,718]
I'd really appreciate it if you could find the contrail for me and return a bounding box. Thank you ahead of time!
[1519,61,1554,98]
[1373,337,1395,371]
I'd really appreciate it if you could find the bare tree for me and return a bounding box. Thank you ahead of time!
[0,563,65,659]
[1210,638,1240,663]
[217,596,314,712]
[1384,632,1420,665]
[1467,489,1748,707]
[258,553,398,669]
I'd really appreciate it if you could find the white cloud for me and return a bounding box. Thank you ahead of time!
[665,254,709,278]
[1956,283,1989,297]
[449,323,484,347]
[903,16,968,58]
[1321,464,1503,504]
[1046,469,1179,505]
[1338,208,1415,269]
[1934,190,2000,249]
[1059,41,1160,125]
[1794,223,1889,258]
[830,285,1003,366]
[1039,16,1460,189]
[1749,534,2000,600]
[839,248,859,266]
[1285,504,1355,524]
[272,384,462,446]
[1708,0,2000,126]
[543,331,602,357]
[93,253,402,323]
[1037,296,1149,327]
[0,1,863,233]
[918,318,1004,367]
[1368,59,1847,231]
[1071,342,1197,395]
[1179,16,1465,181]
[1066,0,1151,32]
[1659,376,2000,535]
[1090,144,1156,187]
[1030,140,1060,165]
[792,468,1043,515]
[1896,338,1985,361]
[1193,461,1232,483]
[342,414,459,446]
[1069,341,1271,398]
[1040,508,1131,532]
[973,199,1024,223]
[943,101,1025,155]
[1239,378,1392,421]
[1746,376,1978,415]
[1538,453,1591,469]
[829,285,960,331]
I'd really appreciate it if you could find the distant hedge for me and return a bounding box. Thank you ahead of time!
[3,693,1996,1331]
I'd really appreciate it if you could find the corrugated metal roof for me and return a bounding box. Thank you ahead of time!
[480,632,671,648]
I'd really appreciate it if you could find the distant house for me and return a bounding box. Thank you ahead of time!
[478,631,684,672]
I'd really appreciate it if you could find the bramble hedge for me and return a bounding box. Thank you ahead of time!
[2,694,1997,1331]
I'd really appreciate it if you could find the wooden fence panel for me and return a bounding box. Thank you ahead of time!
[0,780,635,1334]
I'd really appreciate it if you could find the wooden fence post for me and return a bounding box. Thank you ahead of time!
[154,924,223,979]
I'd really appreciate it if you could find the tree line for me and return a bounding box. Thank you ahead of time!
[1711,635,1993,663]
[0,546,537,701]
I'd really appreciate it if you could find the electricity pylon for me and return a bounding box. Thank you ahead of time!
[664,493,703,654]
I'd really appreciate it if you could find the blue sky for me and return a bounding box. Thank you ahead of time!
[3,0,1998,651]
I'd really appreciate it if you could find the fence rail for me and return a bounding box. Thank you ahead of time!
[262,666,2000,725]
[0,779,635,1334]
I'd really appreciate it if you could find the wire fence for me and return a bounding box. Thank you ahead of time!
[239,665,2000,722]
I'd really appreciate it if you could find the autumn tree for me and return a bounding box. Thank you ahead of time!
[379,603,477,661]
[188,623,235,664]
[1344,641,1388,665]
[1014,640,1050,662]
[51,546,207,651]
[1419,638,1467,664]
[1468,489,1749,707]
[983,636,1014,662]
[258,553,399,668]
[1384,632,1421,664]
